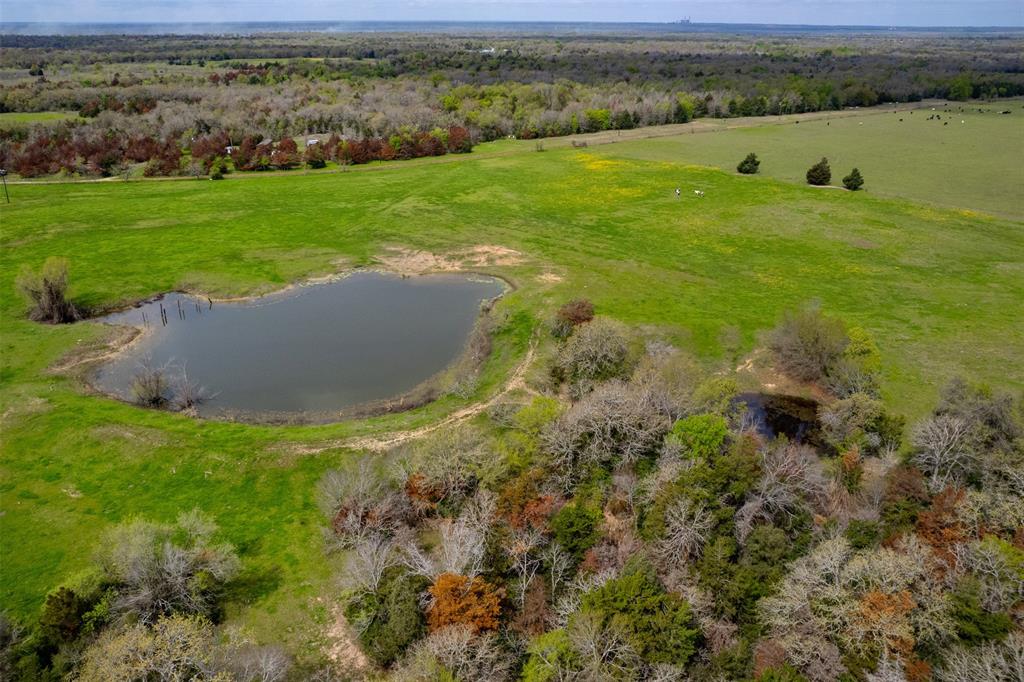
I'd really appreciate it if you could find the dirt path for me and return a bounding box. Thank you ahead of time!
[342,336,537,452]
[324,602,370,675]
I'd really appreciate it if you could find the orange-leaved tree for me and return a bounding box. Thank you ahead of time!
[426,573,503,633]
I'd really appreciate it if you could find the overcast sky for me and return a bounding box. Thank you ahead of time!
[2,1,1021,27]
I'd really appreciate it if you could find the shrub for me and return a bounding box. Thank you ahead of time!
[77,614,214,682]
[543,379,672,489]
[15,257,79,323]
[844,519,880,550]
[805,157,831,185]
[426,573,502,634]
[521,629,578,682]
[94,510,240,624]
[936,377,1021,452]
[304,142,326,169]
[579,560,700,665]
[825,326,882,397]
[881,464,930,534]
[352,571,429,666]
[842,167,864,190]
[38,587,88,645]
[552,299,595,339]
[759,665,809,681]
[666,413,729,460]
[737,152,761,174]
[767,305,849,382]
[550,503,602,561]
[555,317,630,393]
[950,577,1012,644]
[130,360,171,407]
[818,392,900,455]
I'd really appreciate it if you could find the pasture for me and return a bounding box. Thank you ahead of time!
[1,107,1022,660]
[0,111,81,128]
[482,99,1024,219]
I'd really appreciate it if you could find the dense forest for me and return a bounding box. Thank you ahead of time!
[1,30,1022,177]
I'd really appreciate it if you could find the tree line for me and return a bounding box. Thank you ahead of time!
[1,30,1021,178]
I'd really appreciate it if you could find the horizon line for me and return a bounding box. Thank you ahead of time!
[2,19,1024,30]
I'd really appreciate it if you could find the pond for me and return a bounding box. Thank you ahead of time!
[92,271,507,419]
[735,392,823,446]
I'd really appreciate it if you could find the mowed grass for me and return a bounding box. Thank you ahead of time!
[606,100,1024,220]
[1,129,1022,657]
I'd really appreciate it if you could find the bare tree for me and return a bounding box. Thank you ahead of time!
[953,539,1024,612]
[567,611,642,681]
[173,364,213,413]
[556,317,630,395]
[77,614,219,682]
[759,536,853,681]
[215,636,292,682]
[399,427,489,509]
[343,533,400,594]
[543,542,574,598]
[404,491,494,579]
[935,631,1024,682]
[648,664,688,682]
[543,380,671,491]
[319,460,411,550]
[96,510,240,625]
[552,569,617,628]
[736,441,826,543]
[865,656,908,682]
[505,526,546,608]
[767,305,849,382]
[657,496,714,568]
[15,257,80,323]
[911,414,979,488]
[131,358,172,407]
[394,626,513,682]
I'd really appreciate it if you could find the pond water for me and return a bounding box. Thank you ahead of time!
[735,392,822,446]
[92,271,506,418]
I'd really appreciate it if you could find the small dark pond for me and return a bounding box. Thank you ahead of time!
[92,271,506,418]
[735,392,822,446]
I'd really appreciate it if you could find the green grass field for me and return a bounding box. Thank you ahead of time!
[0,111,82,128]
[613,101,1024,220]
[477,99,1024,220]
[1,103,1022,662]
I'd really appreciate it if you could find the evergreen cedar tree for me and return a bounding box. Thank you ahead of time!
[806,157,832,186]
[843,167,865,191]
[737,152,761,174]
